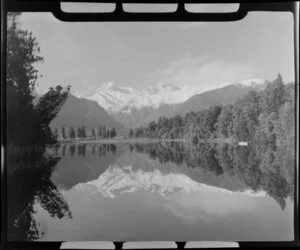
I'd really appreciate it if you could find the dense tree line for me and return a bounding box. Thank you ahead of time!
[7,13,69,147]
[52,126,117,139]
[130,74,295,149]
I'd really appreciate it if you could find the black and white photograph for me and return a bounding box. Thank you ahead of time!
[2,1,298,247]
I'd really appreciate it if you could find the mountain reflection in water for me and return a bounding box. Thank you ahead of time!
[7,142,294,241]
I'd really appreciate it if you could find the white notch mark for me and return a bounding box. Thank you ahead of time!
[123,4,178,13]
[186,241,239,248]
[123,242,177,249]
[60,241,114,249]
[185,4,240,13]
[60,2,116,13]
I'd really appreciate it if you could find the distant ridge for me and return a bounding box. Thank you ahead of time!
[50,94,128,135]
[175,81,267,115]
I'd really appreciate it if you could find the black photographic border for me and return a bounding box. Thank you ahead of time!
[1,1,299,249]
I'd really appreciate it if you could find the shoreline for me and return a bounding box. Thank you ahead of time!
[57,137,240,145]
[58,138,188,145]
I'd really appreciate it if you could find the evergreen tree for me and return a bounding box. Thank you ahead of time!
[77,127,82,138]
[53,128,59,139]
[216,105,233,138]
[102,126,106,138]
[68,126,75,139]
[111,128,117,138]
[91,128,96,139]
[81,126,86,138]
[260,74,285,117]
[129,129,134,138]
[106,128,111,138]
[61,127,66,139]
[98,126,102,138]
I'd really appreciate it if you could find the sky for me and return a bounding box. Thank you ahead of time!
[15,4,295,93]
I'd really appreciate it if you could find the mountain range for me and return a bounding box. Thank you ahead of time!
[45,78,266,133]
[75,79,265,129]
[75,82,203,113]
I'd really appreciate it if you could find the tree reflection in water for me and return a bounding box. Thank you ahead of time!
[7,147,72,241]
[130,141,294,210]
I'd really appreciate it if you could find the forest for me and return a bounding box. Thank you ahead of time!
[130,75,295,151]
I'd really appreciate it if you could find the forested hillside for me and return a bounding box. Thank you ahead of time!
[130,74,295,148]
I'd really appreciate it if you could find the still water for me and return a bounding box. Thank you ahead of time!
[7,142,294,241]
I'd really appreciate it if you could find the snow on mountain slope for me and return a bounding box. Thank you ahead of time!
[74,79,265,114]
[74,82,203,113]
[74,164,266,199]
[236,78,266,87]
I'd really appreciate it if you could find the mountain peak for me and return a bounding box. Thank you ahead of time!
[146,82,181,94]
[156,82,180,90]
[101,82,115,90]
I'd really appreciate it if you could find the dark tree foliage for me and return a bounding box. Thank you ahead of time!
[53,128,59,139]
[6,14,73,240]
[61,127,66,139]
[61,144,66,156]
[81,126,86,138]
[110,128,117,138]
[7,150,72,240]
[129,129,134,138]
[91,128,96,139]
[102,126,107,138]
[69,144,76,157]
[98,126,102,137]
[76,126,87,138]
[68,126,76,139]
[76,127,82,138]
[7,13,70,146]
[216,105,233,138]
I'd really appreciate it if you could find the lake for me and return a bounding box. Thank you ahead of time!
[7,142,295,242]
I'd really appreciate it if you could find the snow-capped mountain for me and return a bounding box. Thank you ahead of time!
[74,82,204,114]
[74,164,266,199]
[74,79,265,115]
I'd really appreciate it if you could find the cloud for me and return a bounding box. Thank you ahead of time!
[158,54,255,92]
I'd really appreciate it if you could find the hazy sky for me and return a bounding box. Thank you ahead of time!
[16,7,294,93]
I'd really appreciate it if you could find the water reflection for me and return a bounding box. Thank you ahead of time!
[7,142,294,241]
[7,148,72,241]
[129,142,294,210]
